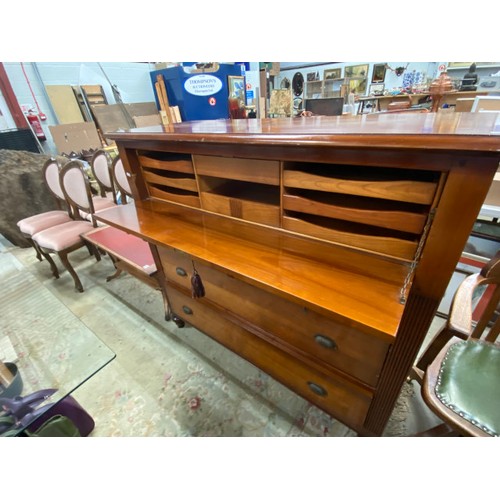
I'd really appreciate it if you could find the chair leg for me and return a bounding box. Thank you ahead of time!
[58,250,84,292]
[161,289,171,322]
[91,243,102,262]
[412,423,461,437]
[26,237,43,262]
[84,241,101,262]
[37,247,60,279]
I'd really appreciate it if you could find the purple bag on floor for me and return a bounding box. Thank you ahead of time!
[27,395,95,437]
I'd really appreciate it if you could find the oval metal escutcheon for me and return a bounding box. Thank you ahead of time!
[314,334,337,350]
[182,305,193,315]
[307,381,328,397]
[176,267,187,277]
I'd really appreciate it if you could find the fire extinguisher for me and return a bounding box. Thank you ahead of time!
[27,110,46,141]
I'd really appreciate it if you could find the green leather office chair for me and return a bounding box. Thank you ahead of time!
[411,252,500,437]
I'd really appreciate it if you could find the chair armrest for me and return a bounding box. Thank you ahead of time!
[448,273,483,336]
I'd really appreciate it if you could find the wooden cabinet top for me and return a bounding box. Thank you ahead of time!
[107,113,500,153]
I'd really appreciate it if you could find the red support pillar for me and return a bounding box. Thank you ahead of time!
[0,63,27,128]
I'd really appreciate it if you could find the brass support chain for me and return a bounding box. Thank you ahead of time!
[400,208,436,304]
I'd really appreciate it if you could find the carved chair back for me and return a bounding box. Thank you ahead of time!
[90,150,117,203]
[42,158,68,212]
[60,160,97,224]
[111,156,132,203]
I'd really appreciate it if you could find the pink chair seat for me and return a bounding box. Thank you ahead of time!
[17,210,72,236]
[33,220,93,252]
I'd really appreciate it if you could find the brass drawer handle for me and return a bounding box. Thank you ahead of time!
[307,382,328,397]
[182,305,193,315]
[314,334,337,350]
[176,267,187,277]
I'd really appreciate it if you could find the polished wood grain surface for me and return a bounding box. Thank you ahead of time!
[193,155,280,185]
[159,246,390,387]
[282,169,438,205]
[282,191,427,234]
[96,202,405,341]
[138,154,194,174]
[166,285,373,428]
[107,113,500,152]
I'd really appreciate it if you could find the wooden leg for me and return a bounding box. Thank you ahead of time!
[84,242,101,262]
[157,284,171,322]
[58,250,83,292]
[106,267,123,282]
[27,237,43,261]
[83,241,94,256]
[37,247,60,279]
[104,254,123,282]
[92,244,102,262]
[412,423,460,437]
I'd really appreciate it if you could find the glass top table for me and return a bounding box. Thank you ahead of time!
[0,245,115,436]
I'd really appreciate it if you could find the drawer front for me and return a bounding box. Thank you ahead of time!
[148,185,201,208]
[282,192,427,234]
[200,192,280,227]
[283,168,438,205]
[167,286,372,429]
[142,170,198,193]
[282,215,418,261]
[193,155,280,185]
[159,247,389,387]
[138,154,195,175]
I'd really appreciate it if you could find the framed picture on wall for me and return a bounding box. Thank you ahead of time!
[324,68,341,80]
[227,75,246,118]
[372,63,387,83]
[345,64,368,78]
[349,78,367,95]
[228,75,245,99]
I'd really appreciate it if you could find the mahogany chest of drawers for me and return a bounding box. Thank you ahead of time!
[99,113,500,435]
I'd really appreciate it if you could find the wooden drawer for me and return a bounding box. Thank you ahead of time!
[200,190,280,227]
[138,154,194,175]
[193,155,280,185]
[148,185,201,208]
[283,166,438,205]
[167,286,373,429]
[282,214,418,261]
[159,247,390,387]
[283,191,427,234]
[143,170,198,193]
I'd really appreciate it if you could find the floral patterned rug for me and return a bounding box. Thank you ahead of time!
[1,234,436,437]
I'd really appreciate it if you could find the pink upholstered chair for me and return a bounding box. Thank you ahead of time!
[32,160,101,292]
[90,149,117,204]
[111,156,133,204]
[76,153,116,220]
[17,158,72,262]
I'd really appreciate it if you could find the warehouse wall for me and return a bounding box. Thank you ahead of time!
[3,62,157,155]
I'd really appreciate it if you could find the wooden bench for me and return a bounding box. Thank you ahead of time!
[81,225,170,319]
